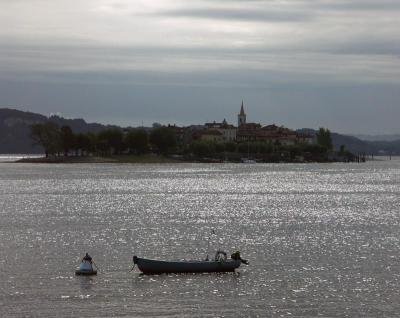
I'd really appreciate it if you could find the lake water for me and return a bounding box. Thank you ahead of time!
[0,160,399,317]
[0,154,42,162]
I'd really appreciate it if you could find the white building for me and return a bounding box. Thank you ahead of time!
[205,119,237,142]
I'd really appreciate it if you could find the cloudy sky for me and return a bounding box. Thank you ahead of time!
[1,0,399,134]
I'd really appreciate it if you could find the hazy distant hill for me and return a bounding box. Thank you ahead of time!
[355,134,400,142]
[0,108,46,153]
[298,128,400,155]
[0,108,113,153]
[47,115,112,134]
[332,133,400,155]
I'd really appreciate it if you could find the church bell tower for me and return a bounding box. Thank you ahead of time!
[237,100,246,127]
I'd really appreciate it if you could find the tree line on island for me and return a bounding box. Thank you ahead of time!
[30,122,354,162]
[30,122,172,157]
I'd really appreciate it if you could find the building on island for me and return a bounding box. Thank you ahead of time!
[205,119,237,142]
[167,124,185,146]
[193,129,224,142]
[236,103,314,145]
[237,122,313,145]
[170,100,314,146]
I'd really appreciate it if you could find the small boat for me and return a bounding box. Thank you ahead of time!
[241,158,256,163]
[75,253,98,276]
[132,250,248,275]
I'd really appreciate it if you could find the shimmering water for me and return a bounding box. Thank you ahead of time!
[0,160,400,317]
[0,155,41,162]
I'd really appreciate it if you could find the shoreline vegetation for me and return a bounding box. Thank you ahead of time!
[15,152,363,164]
[16,154,182,164]
[23,122,362,164]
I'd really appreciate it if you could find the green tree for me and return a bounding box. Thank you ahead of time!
[125,129,149,154]
[30,122,61,157]
[214,142,225,153]
[75,133,93,156]
[257,142,273,154]
[190,140,215,157]
[97,129,124,155]
[316,127,333,150]
[60,125,75,156]
[237,141,272,155]
[150,127,176,154]
[238,142,247,154]
[224,142,237,153]
[304,144,326,154]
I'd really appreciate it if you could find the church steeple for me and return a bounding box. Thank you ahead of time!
[240,100,245,115]
[238,100,246,127]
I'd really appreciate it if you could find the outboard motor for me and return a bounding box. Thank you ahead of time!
[129,255,139,272]
[231,251,249,265]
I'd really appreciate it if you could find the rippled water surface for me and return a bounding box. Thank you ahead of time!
[1,160,400,317]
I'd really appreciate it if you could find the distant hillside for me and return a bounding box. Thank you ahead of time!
[332,132,400,155]
[0,108,46,153]
[0,108,114,153]
[331,132,373,154]
[47,115,113,134]
[368,140,400,155]
[355,134,400,142]
[298,128,400,155]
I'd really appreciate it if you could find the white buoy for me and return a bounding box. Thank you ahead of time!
[75,253,97,276]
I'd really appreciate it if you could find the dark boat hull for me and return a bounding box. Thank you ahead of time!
[134,257,241,274]
[75,269,97,276]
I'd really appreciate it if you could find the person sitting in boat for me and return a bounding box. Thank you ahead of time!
[79,253,94,271]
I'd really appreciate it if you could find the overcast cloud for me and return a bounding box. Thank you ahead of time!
[0,0,399,134]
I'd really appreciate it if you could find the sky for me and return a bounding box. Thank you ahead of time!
[1,0,399,134]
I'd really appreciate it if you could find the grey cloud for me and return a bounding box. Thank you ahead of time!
[1,40,400,86]
[156,7,313,23]
[315,40,400,56]
[206,0,400,11]
[3,30,400,57]
[317,0,400,11]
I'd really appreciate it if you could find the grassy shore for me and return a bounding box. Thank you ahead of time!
[16,154,183,164]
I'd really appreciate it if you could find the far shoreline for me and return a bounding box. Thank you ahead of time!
[9,153,386,164]
[15,154,183,164]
